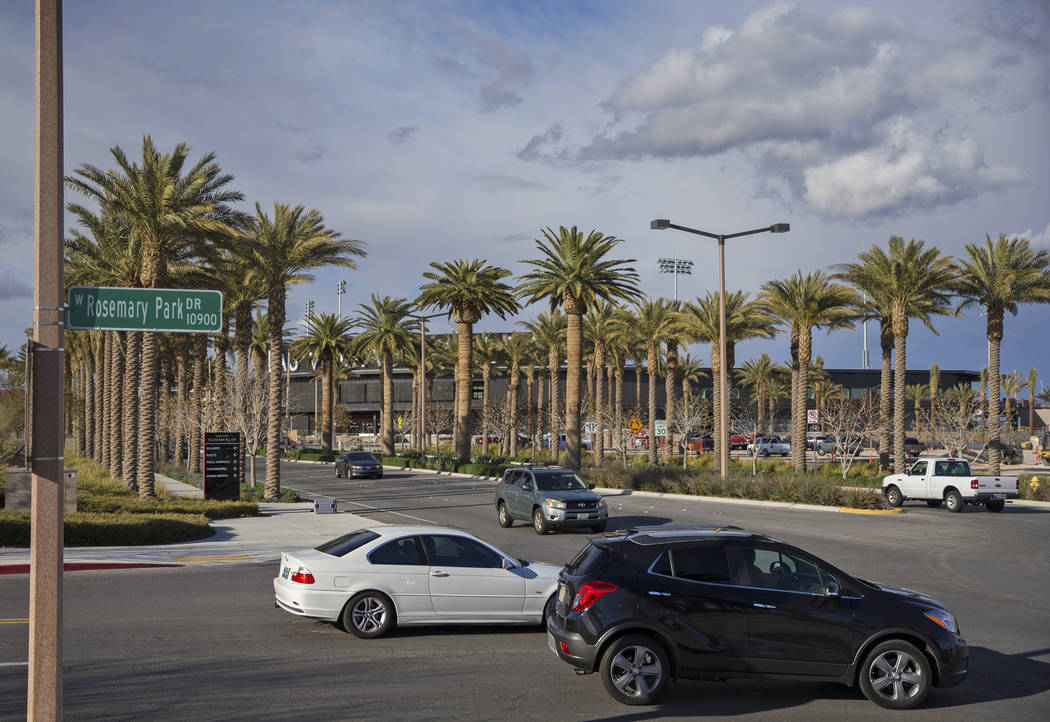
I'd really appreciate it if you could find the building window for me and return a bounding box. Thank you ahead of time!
[472,381,483,400]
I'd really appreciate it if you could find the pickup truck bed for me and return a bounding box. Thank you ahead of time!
[882,457,1019,513]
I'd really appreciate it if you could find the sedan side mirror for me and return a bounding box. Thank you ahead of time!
[824,580,841,599]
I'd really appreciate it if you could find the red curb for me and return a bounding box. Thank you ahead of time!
[0,562,184,575]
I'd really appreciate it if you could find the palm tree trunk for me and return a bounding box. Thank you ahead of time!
[756,384,765,436]
[212,326,229,430]
[548,348,560,445]
[892,316,909,474]
[510,369,520,456]
[175,347,188,468]
[158,352,172,464]
[791,326,811,472]
[381,351,394,456]
[322,358,334,452]
[108,332,124,480]
[711,347,721,468]
[647,345,658,465]
[526,372,535,450]
[190,334,207,473]
[615,368,624,463]
[987,312,1003,473]
[83,352,94,459]
[536,369,546,453]
[265,287,286,501]
[92,335,103,462]
[72,356,83,456]
[634,361,642,416]
[122,332,140,490]
[137,330,158,498]
[565,310,583,470]
[454,321,474,462]
[664,342,677,461]
[878,322,893,471]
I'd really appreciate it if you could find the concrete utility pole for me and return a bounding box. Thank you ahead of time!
[29,0,64,718]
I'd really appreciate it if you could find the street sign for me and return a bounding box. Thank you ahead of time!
[807,409,819,424]
[397,415,403,429]
[67,285,222,333]
[653,420,668,437]
[583,421,598,435]
[628,417,643,433]
[203,431,241,500]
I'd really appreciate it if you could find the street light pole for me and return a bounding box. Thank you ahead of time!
[651,219,790,482]
[408,312,445,455]
[337,280,346,318]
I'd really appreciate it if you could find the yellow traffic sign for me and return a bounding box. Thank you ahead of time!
[628,417,643,433]
[397,415,403,429]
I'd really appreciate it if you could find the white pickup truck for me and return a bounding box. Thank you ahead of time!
[882,457,1019,513]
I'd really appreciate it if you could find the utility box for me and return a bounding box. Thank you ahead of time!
[313,498,337,514]
[3,467,77,513]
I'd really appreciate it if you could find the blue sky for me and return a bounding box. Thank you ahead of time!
[1,0,1048,391]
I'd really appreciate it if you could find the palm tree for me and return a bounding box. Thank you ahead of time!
[956,234,1050,472]
[518,227,641,470]
[247,202,363,500]
[350,296,415,456]
[630,299,685,464]
[834,238,957,473]
[736,353,778,435]
[519,309,566,455]
[685,291,778,467]
[905,383,926,434]
[499,332,532,456]
[929,363,940,444]
[583,301,620,461]
[290,313,355,452]
[66,136,243,498]
[416,259,519,462]
[766,374,790,433]
[472,332,502,452]
[761,271,855,471]
[1001,373,1025,432]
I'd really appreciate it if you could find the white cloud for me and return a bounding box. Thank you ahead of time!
[1012,222,1050,248]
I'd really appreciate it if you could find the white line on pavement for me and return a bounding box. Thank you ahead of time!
[334,498,440,525]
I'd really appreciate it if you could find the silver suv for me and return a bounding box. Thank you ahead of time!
[495,466,607,535]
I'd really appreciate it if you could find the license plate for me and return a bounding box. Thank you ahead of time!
[558,584,568,604]
[991,494,1003,500]
[281,567,290,579]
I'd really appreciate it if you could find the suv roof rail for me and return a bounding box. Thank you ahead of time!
[602,523,744,538]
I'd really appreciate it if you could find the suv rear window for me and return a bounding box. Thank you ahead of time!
[315,530,380,557]
[565,541,617,575]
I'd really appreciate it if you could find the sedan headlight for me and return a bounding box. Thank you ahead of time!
[923,609,958,633]
[544,498,566,509]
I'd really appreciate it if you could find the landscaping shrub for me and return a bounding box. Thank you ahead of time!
[296,451,335,463]
[77,496,258,520]
[0,510,213,547]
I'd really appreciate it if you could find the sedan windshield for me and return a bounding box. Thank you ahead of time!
[535,472,588,492]
[345,452,377,462]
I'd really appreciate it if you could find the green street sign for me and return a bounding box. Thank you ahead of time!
[67,286,223,333]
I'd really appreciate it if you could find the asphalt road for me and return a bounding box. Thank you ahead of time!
[1,460,1048,720]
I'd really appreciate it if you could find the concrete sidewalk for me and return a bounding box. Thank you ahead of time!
[0,474,377,573]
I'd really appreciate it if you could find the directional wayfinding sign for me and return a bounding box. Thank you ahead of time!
[67,285,222,333]
[653,420,668,437]
[628,417,643,433]
[203,431,241,501]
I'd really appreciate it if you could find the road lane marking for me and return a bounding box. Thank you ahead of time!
[0,618,29,624]
[171,555,253,562]
[0,662,29,666]
[331,498,439,525]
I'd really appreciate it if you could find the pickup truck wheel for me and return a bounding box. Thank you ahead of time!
[925,500,941,508]
[885,485,903,508]
[945,489,964,513]
[986,500,1005,513]
[859,639,931,710]
[497,501,514,528]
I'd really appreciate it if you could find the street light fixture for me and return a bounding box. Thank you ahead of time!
[650,218,790,482]
[407,312,447,455]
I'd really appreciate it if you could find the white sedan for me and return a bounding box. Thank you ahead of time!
[274,525,561,638]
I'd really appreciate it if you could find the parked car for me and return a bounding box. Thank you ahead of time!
[807,434,831,451]
[747,435,790,456]
[816,435,864,456]
[495,466,607,534]
[542,433,593,451]
[685,433,714,452]
[964,442,1023,465]
[882,457,1019,512]
[728,432,749,450]
[274,525,560,638]
[878,436,924,456]
[335,451,383,479]
[547,525,967,709]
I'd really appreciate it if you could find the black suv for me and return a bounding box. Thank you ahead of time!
[547,526,967,710]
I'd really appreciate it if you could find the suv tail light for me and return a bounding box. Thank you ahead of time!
[971,479,979,490]
[572,581,617,611]
[290,567,315,584]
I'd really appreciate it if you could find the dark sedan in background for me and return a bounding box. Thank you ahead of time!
[335,451,384,479]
